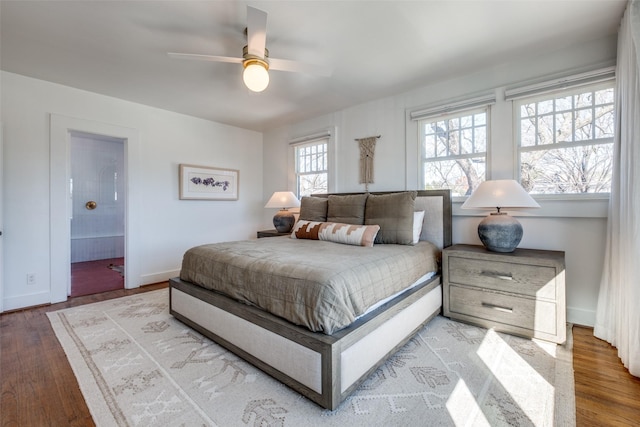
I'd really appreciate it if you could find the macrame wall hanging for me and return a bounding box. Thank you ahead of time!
[355,135,380,192]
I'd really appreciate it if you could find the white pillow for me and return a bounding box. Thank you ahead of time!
[413,211,425,244]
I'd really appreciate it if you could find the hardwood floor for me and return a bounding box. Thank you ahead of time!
[1,286,639,426]
[573,325,640,426]
[70,257,124,297]
[1,282,167,427]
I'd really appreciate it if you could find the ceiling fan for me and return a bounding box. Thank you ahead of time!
[168,6,331,92]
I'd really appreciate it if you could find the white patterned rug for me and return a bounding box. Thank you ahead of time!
[48,289,575,426]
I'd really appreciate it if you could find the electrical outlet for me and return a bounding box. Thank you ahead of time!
[27,273,36,285]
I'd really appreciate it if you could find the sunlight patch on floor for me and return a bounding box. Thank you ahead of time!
[477,329,554,425]
[446,379,491,426]
[533,337,557,357]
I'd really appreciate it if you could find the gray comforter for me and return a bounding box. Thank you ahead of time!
[180,237,439,334]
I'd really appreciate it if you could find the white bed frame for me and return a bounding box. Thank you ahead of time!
[169,190,452,410]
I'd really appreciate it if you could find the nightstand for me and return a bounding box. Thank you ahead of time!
[442,244,566,343]
[257,229,290,238]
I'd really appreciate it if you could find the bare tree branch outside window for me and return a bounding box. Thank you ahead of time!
[518,84,614,194]
[296,141,328,197]
[421,109,487,196]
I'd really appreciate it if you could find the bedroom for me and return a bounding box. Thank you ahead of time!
[1,0,638,425]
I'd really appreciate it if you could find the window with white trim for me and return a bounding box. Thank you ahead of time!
[294,139,328,197]
[419,107,488,197]
[516,81,615,195]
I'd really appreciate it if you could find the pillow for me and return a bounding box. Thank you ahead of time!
[291,220,380,247]
[299,196,328,222]
[413,211,425,244]
[364,191,417,244]
[327,194,368,225]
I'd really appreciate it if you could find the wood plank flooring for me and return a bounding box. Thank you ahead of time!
[572,325,640,426]
[70,257,124,297]
[1,282,167,427]
[1,284,639,426]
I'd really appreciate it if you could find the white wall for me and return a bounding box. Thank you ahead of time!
[263,36,617,326]
[1,71,263,311]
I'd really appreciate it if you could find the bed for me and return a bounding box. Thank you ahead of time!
[169,189,452,410]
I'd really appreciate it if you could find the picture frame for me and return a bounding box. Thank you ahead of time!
[179,164,239,200]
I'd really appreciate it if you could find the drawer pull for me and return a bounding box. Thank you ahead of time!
[481,302,513,313]
[481,271,513,281]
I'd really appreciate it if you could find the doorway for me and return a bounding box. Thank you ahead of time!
[69,131,125,297]
[1,122,4,311]
[50,114,140,304]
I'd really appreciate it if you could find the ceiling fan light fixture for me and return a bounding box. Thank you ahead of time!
[242,58,269,92]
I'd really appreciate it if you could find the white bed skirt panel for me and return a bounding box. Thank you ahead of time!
[171,283,442,400]
[171,287,323,393]
[340,285,442,392]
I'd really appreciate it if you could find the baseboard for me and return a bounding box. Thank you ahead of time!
[139,269,180,286]
[567,306,595,327]
[2,290,51,312]
[1,270,178,313]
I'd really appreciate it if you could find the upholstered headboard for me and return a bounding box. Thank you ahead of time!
[414,190,452,249]
[311,190,452,250]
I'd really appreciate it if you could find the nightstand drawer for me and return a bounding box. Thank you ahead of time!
[448,256,557,299]
[449,285,557,335]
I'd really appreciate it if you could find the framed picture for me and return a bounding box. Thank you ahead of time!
[179,164,239,200]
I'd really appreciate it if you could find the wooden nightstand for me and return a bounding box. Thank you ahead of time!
[442,244,566,343]
[257,229,290,238]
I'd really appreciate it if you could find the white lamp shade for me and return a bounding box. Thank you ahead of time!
[461,180,540,210]
[243,62,269,92]
[264,191,300,209]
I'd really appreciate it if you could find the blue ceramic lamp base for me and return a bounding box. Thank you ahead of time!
[477,212,523,253]
[273,209,295,233]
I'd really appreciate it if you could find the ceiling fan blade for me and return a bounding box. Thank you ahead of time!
[167,52,243,64]
[246,6,267,58]
[269,58,333,77]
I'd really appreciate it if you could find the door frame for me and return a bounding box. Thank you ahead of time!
[50,114,140,303]
[0,122,4,312]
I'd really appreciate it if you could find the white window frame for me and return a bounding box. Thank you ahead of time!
[289,131,332,198]
[417,106,491,197]
[410,93,496,199]
[513,79,615,199]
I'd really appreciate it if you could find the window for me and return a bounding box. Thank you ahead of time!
[419,108,488,197]
[517,82,615,195]
[294,139,328,197]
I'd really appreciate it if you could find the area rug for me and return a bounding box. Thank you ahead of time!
[107,264,125,277]
[47,289,575,426]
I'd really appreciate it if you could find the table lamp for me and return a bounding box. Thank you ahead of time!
[265,191,301,233]
[461,180,540,252]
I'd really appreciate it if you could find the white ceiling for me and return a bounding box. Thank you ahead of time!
[0,0,627,132]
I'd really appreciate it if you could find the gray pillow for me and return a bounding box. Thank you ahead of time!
[327,194,368,225]
[299,196,328,222]
[365,191,417,244]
